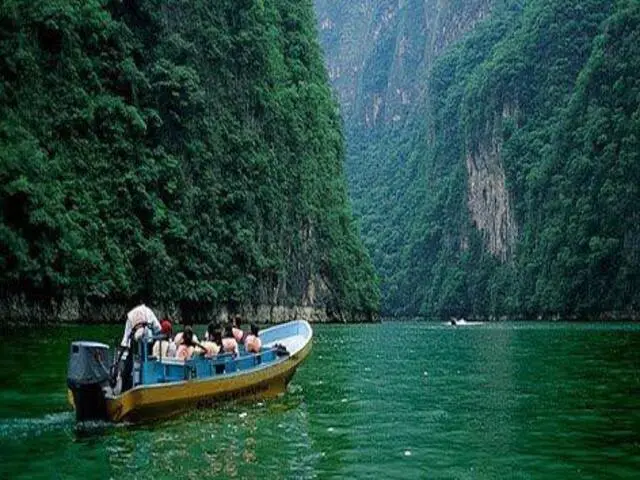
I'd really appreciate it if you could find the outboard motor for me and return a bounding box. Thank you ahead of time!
[67,341,111,421]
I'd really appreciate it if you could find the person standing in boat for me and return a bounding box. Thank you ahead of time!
[120,303,162,348]
[114,303,162,393]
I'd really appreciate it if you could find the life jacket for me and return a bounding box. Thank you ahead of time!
[221,337,238,355]
[244,334,262,353]
[198,341,220,357]
[232,327,245,343]
[176,345,193,360]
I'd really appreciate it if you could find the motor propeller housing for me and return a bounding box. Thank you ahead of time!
[67,341,111,422]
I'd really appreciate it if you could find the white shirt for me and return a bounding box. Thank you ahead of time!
[120,304,161,347]
[167,340,177,357]
[152,339,176,358]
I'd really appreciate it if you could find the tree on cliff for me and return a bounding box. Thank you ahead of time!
[317,0,640,319]
[0,0,379,322]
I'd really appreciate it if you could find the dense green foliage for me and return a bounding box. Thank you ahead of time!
[0,0,379,318]
[333,0,640,318]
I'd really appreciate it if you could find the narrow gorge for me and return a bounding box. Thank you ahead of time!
[315,0,640,319]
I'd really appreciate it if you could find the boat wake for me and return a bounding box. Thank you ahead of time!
[0,411,74,439]
[0,411,133,440]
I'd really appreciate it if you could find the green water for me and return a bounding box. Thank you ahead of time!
[1,322,639,479]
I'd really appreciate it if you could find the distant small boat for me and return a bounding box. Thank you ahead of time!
[67,320,312,423]
[448,318,484,326]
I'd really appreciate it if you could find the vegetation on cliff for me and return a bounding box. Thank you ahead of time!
[318,0,640,318]
[0,0,379,321]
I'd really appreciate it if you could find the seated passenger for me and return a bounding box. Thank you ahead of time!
[204,321,220,341]
[174,326,199,347]
[244,323,262,354]
[176,326,197,360]
[196,341,220,358]
[231,315,245,343]
[176,326,216,360]
[152,319,176,358]
[221,324,239,357]
[197,322,221,357]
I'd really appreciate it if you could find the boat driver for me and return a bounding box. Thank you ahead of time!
[112,304,162,393]
[120,303,162,348]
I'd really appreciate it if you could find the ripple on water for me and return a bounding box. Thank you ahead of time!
[0,411,74,439]
[1,322,640,480]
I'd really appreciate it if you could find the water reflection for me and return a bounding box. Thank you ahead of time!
[1,323,639,479]
[95,389,317,479]
[302,325,358,477]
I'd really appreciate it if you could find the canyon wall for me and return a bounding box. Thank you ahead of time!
[315,0,640,318]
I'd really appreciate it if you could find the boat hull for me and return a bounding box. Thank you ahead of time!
[95,338,311,423]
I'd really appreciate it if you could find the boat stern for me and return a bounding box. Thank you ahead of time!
[67,341,111,422]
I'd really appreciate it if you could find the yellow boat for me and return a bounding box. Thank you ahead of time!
[67,320,312,423]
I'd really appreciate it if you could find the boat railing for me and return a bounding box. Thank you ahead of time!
[134,337,286,386]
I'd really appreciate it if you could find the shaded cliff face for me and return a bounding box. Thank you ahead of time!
[315,0,502,315]
[0,0,379,324]
[315,0,640,318]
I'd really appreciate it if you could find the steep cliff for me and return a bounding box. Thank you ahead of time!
[316,0,640,318]
[0,0,379,324]
[316,0,490,130]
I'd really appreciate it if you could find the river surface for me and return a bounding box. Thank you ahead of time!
[1,322,639,479]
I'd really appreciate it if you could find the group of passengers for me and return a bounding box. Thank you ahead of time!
[120,305,262,362]
[113,304,262,394]
[151,314,262,361]
[120,304,262,361]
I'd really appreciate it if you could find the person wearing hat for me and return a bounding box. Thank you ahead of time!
[152,319,177,358]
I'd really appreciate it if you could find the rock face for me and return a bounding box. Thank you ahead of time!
[315,0,640,318]
[248,305,376,324]
[0,295,374,325]
[314,0,506,314]
[466,121,517,261]
[315,0,491,130]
